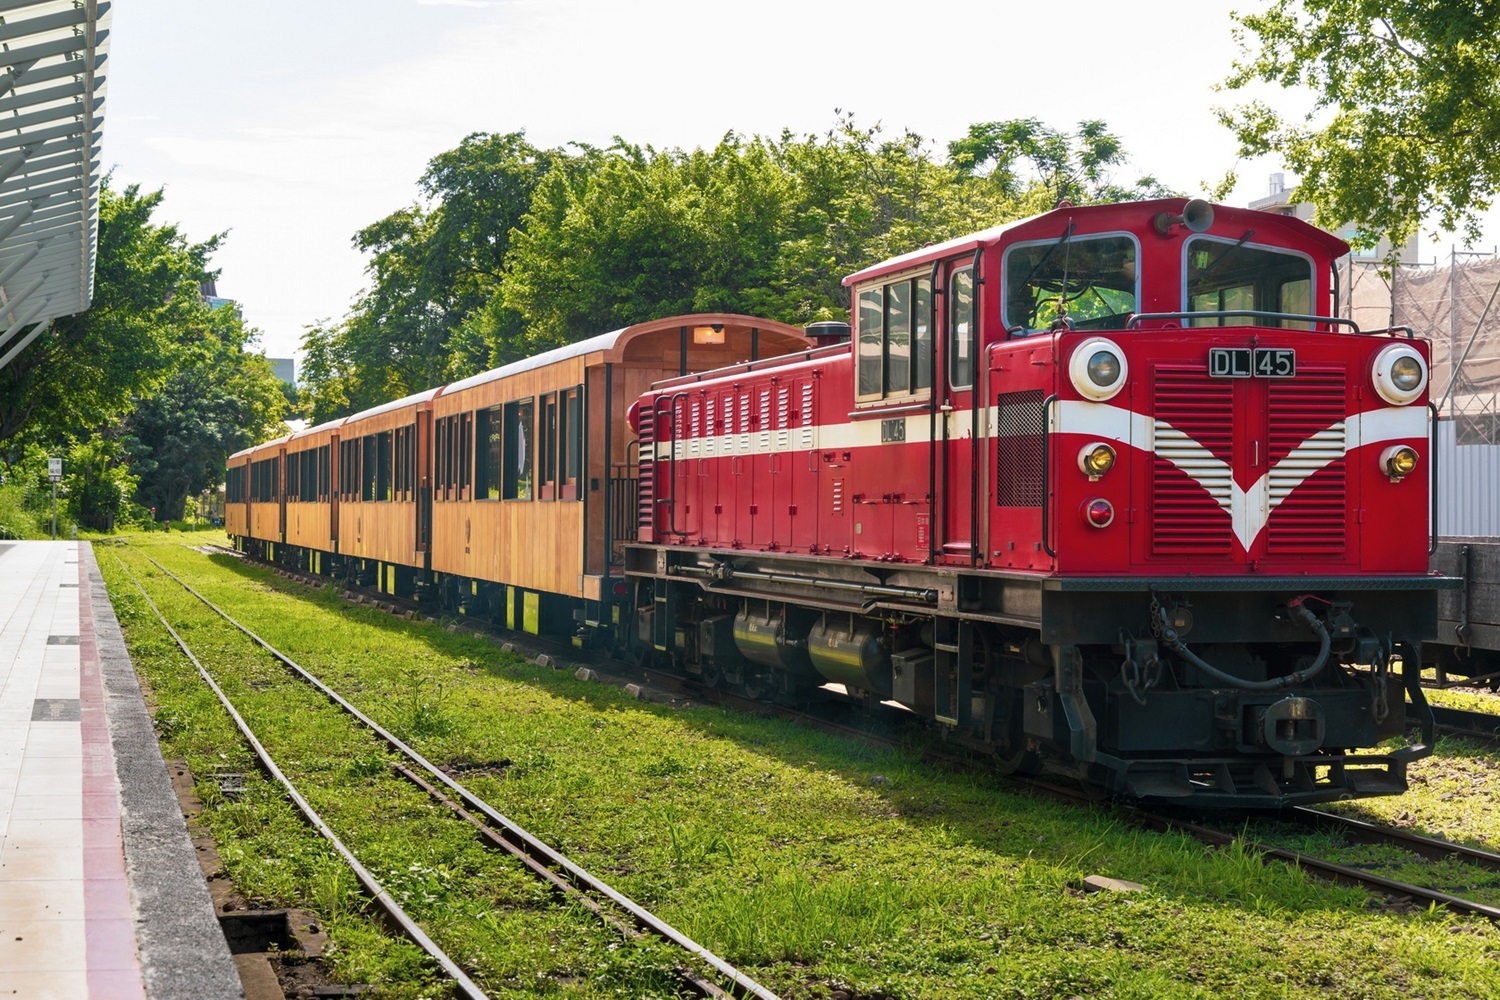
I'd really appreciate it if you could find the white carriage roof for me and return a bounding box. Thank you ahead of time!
[343,385,442,423]
[0,0,110,372]
[441,328,623,395]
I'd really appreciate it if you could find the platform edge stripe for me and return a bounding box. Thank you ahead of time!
[83,544,244,1000]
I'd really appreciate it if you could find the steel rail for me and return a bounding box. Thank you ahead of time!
[135,545,780,1000]
[1289,806,1500,872]
[1131,810,1500,922]
[226,545,1500,927]
[109,551,492,1000]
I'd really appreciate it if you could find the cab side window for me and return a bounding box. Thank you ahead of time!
[856,274,933,403]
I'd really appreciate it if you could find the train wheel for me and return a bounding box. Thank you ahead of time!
[700,658,724,690]
[993,745,1042,776]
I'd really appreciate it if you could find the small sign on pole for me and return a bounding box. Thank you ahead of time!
[48,457,60,540]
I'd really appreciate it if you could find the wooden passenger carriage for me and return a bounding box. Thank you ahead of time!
[229,314,811,632]
[428,314,809,629]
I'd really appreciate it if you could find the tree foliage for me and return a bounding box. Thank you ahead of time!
[0,179,286,531]
[123,301,286,522]
[300,115,1171,421]
[0,183,217,445]
[1219,1,1500,253]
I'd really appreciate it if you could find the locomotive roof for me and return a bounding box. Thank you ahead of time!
[842,198,1351,286]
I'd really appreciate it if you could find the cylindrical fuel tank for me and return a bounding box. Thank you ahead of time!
[733,607,814,673]
[806,617,892,697]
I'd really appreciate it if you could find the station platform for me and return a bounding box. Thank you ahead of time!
[0,541,242,1000]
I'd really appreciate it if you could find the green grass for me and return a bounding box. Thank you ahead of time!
[102,533,1500,999]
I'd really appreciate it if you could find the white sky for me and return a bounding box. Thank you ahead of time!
[102,0,1497,367]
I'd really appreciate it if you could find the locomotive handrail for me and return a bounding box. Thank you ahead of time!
[1126,310,1361,333]
[656,392,690,538]
[969,246,984,567]
[1428,401,1439,556]
[1040,394,1057,558]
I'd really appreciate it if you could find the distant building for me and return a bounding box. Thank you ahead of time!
[199,279,243,318]
[269,357,295,386]
[1248,172,1418,264]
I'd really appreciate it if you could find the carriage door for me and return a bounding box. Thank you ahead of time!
[939,259,981,563]
[416,412,432,553]
[277,446,288,544]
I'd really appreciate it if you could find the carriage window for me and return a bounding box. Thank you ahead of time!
[539,393,558,500]
[560,386,581,500]
[856,275,933,402]
[1004,234,1137,334]
[949,266,975,389]
[340,439,358,501]
[1186,238,1315,328]
[361,436,378,501]
[504,398,534,500]
[477,407,503,500]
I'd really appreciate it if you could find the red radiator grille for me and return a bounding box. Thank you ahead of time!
[1152,366,1234,555]
[1266,368,1347,555]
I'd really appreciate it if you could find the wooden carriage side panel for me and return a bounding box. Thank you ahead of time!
[431,356,589,597]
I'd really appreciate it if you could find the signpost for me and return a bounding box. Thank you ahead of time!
[48,457,60,539]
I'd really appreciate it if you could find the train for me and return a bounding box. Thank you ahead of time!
[228,197,1460,808]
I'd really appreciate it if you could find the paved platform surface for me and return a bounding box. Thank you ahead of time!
[0,541,242,1000]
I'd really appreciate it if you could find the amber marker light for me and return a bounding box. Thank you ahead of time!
[1078,442,1116,479]
[1381,445,1419,481]
[1083,498,1115,527]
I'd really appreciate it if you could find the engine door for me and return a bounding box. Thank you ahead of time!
[938,259,982,564]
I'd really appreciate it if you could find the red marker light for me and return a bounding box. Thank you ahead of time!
[1084,499,1115,528]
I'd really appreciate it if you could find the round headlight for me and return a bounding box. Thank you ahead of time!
[1087,351,1120,387]
[1390,355,1423,391]
[1083,498,1115,528]
[1372,343,1427,405]
[1381,445,1419,479]
[1069,338,1128,400]
[1078,442,1116,478]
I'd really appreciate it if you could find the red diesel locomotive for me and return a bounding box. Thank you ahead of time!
[229,198,1456,807]
[625,198,1456,806]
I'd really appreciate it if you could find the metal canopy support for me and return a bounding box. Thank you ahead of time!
[0,315,50,370]
[0,0,110,375]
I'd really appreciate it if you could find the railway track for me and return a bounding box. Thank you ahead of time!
[114,544,780,1000]
[202,543,1500,928]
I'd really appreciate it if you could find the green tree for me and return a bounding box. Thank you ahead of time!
[1218,1,1500,253]
[0,181,219,447]
[123,302,286,522]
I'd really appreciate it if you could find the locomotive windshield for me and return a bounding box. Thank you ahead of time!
[1185,237,1315,328]
[1004,234,1138,333]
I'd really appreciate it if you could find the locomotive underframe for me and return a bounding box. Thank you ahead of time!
[625,543,1458,807]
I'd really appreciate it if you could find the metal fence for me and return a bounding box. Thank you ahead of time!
[1436,418,1500,537]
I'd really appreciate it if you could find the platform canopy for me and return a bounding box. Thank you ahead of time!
[0,0,109,373]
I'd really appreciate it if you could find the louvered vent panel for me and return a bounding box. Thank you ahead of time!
[1266,368,1347,555]
[800,383,815,450]
[995,390,1045,507]
[1152,367,1234,554]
